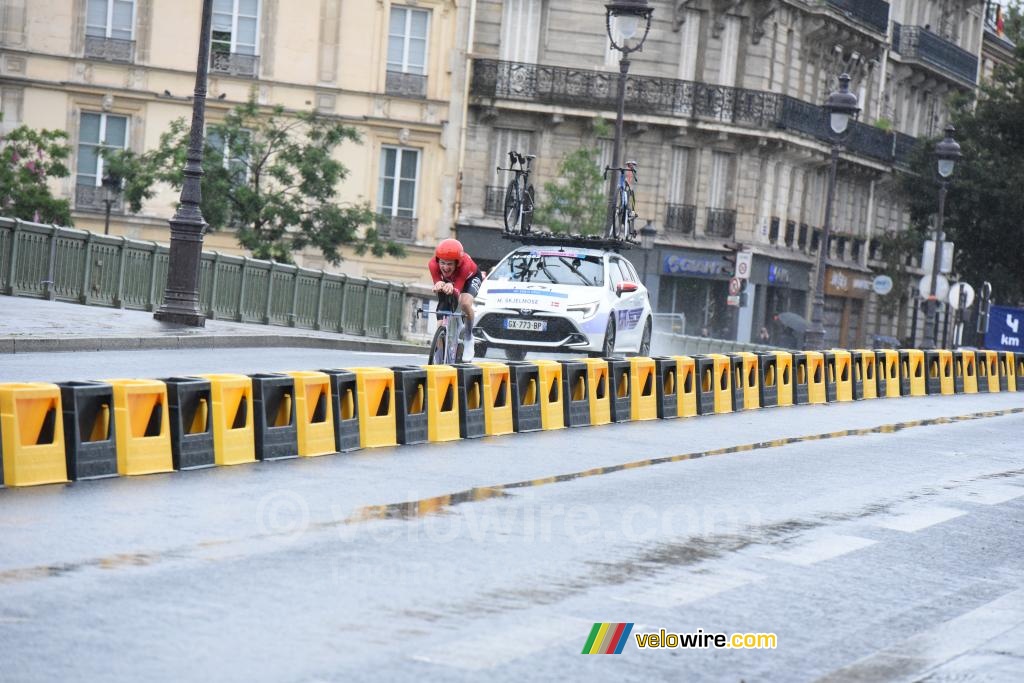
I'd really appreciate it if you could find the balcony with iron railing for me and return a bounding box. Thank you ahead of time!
[822,0,890,34]
[386,71,428,99]
[664,203,696,236]
[892,23,979,85]
[211,51,260,78]
[471,59,918,166]
[484,186,505,216]
[705,208,736,239]
[84,35,135,63]
[376,213,417,243]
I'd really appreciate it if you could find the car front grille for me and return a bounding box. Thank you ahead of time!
[477,313,579,343]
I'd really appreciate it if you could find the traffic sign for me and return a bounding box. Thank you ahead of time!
[728,277,742,295]
[919,274,949,300]
[735,251,752,279]
[922,240,954,275]
[872,275,893,296]
[727,294,740,307]
[947,282,975,310]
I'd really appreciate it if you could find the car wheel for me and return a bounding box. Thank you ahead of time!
[638,318,652,356]
[601,316,616,357]
[505,347,527,361]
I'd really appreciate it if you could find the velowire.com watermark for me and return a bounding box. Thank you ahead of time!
[582,623,777,654]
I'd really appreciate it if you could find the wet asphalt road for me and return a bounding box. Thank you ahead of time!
[1,349,1023,681]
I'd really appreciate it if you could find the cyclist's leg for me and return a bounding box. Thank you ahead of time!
[459,272,482,361]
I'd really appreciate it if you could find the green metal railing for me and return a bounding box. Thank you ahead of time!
[0,217,408,340]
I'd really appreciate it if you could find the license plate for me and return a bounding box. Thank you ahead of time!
[504,318,547,332]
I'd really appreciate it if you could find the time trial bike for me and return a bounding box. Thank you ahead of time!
[420,293,467,365]
[498,151,536,236]
[604,161,639,241]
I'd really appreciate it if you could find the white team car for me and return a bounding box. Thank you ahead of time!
[472,244,653,360]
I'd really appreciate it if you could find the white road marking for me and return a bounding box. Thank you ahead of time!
[760,533,876,566]
[869,505,966,532]
[818,588,1024,682]
[615,568,764,607]
[411,616,592,670]
[949,482,1024,505]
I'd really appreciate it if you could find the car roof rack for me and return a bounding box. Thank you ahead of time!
[501,230,636,252]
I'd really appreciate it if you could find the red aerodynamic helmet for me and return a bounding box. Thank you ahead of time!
[435,238,464,262]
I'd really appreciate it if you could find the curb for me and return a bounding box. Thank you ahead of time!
[1,334,427,355]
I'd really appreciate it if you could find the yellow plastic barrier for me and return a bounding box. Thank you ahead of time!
[733,352,760,410]
[286,371,336,456]
[999,351,1017,392]
[0,383,68,486]
[671,355,698,417]
[197,373,256,465]
[830,350,853,402]
[473,362,514,436]
[774,351,794,406]
[706,353,733,414]
[530,360,565,430]
[580,358,611,426]
[350,368,398,448]
[629,357,658,421]
[979,350,1000,393]
[805,352,826,404]
[928,350,955,395]
[898,350,926,397]
[422,365,461,442]
[955,350,978,394]
[877,350,900,398]
[103,379,174,476]
[852,350,878,400]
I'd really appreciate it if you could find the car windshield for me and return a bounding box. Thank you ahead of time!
[489,251,605,286]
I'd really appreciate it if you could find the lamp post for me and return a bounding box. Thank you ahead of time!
[101,171,121,235]
[604,0,653,239]
[154,0,213,327]
[803,74,860,350]
[923,125,962,348]
[639,219,657,287]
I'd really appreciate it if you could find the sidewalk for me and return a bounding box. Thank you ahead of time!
[0,295,425,354]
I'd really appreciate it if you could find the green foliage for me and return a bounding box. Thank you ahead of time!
[533,118,611,235]
[895,43,1024,305]
[105,99,403,265]
[0,126,73,225]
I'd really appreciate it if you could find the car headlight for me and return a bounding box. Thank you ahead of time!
[567,300,600,319]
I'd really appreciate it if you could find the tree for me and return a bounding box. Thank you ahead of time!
[533,119,610,235]
[0,126,73,225]
[107,100,403,265]
[895,47,1024,306]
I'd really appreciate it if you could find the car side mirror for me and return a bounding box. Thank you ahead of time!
[616,282,639,296]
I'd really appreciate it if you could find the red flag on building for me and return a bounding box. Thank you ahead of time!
[996,4,1005,35]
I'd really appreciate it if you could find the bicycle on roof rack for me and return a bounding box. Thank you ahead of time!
[604,161,639,241]
[419,293,467,365]
[498,150,536,236]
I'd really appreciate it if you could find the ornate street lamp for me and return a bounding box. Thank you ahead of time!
[604,0,653,239]
[154,0,214,326]
[639,219,657,287]
[803,74,860,350]
[924,125,962,348]
[101,171,122,235]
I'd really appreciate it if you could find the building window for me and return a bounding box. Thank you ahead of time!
[386,6,429,98]
[0,86,23,134]
[377,146,419,242]
[206,128,251,183]
[84,0,136,62]
[0,0,27,47]
[211,0,260,78]
[76,112,128,210]
[500,0,540,64]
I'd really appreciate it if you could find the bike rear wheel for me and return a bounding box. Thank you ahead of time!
[428,326,448,364]
[502,180,521,234]
[625,187,637,240]
[521,185,535,234]
[607,190,627,240]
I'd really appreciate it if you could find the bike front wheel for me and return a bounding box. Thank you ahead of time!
[502,181,521,234]
[428,325,448,365]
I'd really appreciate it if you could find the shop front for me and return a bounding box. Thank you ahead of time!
[751,257,811,348]
[824,266,874,348]
[655,249,732,338]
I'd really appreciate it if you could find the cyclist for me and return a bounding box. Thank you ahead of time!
[429,238,482,361]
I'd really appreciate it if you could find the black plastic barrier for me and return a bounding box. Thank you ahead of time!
[727,355,745,412]
[250,373,298,460]
[851,353,865,399]
[162,377,215,470]
[320,369,361,452]
[694,355,716,415]
[391,366,428,445]
[792,353,810,405]
[452,363,486,438]
[925,351,944,395]
[652,357,679,419]
[57,381,118,481]
[1018,353,1024,390]
[507,362,542,432]
[823,352,838,403]
[558,361,591,428]
[757,353,778,408]
[605,358,632,423]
